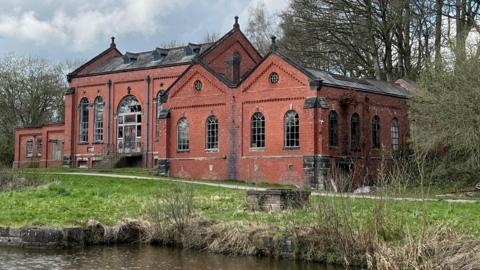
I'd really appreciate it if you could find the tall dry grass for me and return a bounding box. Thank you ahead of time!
[0,167,46,191]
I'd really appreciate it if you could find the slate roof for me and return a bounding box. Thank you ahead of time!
[305,68,410,98]
[270,50,410,98]
[89,43,213,75]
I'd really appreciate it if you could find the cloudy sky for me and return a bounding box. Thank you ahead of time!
[0,0,289,63]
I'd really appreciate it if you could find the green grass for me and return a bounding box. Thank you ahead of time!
[1,173,480,237]
[372,180,479,199]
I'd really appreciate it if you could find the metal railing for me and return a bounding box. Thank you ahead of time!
[117,139,142,155]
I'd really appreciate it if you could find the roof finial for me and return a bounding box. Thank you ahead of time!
[233,16,240,29]
[270,36,277,51]
[110,36,116,48]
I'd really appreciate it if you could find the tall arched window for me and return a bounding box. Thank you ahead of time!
[79,98,89,143]
[155,91,163,140]
[251,112,265,148]
[177,117,189,151]
[372,115,381,149]
[351,113,360,151]
[329,111,338,147]
[284,110,299,148]
[205,116,219,151]
[94,96,104,143]
[391,118,399,151]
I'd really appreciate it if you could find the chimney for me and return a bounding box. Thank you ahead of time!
[225,53,241,84]
[270,36,277,52]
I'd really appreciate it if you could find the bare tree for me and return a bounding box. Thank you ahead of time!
[246,2,280,56]
[202,32,220,43]
[0,55,66,166]
[278,0,480,80]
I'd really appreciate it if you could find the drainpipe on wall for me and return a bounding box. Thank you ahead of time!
[144,76,151,168]
[107,80,112,154]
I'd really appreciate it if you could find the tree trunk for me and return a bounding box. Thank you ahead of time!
[435,0,443,67]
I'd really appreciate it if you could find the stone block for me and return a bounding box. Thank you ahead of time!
[247,189,311,211]
[20,228,64,244]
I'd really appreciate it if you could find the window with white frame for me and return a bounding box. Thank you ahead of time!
[251,112,265,148]
[391,118,399,151]
[26,140,33,157]
[36,138,43,157]
[94,96,104,143]
[205,115,219,151]
[284,110,299,148]
[156,91,163,140]
[79,98,89,143]
[177,117,189,151]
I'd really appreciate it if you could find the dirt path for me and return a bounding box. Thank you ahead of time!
[51,172,478,204]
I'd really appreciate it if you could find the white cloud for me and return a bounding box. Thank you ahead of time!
[0,0,190,52]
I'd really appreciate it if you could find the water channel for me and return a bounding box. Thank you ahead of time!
[0,245,346,270]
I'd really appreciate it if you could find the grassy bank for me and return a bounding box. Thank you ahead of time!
[0,173,479,237]
[2,171,480,268]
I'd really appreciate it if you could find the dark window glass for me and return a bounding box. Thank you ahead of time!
[177,117,189,151]
[136,125,142,138]
[194,80,202,91]
[284,111,299,148]
[118,127,123,138]
[351,113,360,151]
[206,116,219,150]
[26,140,33,157]
[329,111,338,147]
[269,72,279,84]
[251,112,265,148]
[372,115,381,149]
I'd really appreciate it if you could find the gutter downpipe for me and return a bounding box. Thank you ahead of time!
[107,80,112,154]
[144,76,151,168]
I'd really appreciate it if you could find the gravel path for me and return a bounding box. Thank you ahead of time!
[51,172,478,204]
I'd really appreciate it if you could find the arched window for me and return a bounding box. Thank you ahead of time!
[94,96,104,143]
[156,91,163,119]
[372,115,381,149]
[251,112,265,148]
[117,95,142,154]
[155,91,163,140]
[391,118,399,151]
[205,116,219,151]
[284,110,299,148]
[177,117,189,151]
[351,113,360,151]
[79,98,89,143]
[329,111,338,147]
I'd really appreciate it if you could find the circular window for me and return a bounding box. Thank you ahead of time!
[194,80,202,91]
[269,72,279,84]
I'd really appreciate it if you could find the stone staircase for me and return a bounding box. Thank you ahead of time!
[92,153,124,168]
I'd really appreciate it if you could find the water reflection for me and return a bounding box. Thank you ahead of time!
[0,245,345,270]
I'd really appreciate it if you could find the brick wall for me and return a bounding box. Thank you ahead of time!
[13,26,409,188]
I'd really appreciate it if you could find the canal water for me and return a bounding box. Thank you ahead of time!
[0,245,345,270]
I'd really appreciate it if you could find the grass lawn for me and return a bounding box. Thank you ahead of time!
[1,173,479,237]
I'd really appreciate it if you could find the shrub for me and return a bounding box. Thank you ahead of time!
[0,167,46,191]
[148,185,194,234]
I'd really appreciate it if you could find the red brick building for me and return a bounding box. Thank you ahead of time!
[13,18,409,188]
